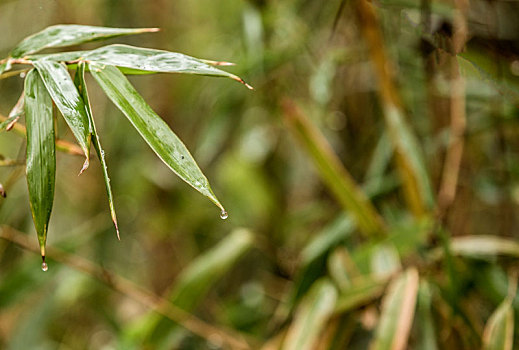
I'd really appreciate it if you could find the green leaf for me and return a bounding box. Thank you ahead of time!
[10,25,159,58]
[483,297,514,350]
[384,103,435,214]
[123,228,254,347]
[24,69,56,259]
[29,44,252,88]
[282,279,338,350]
[74,61,119,238]
[89,63,225,212]
[430,236,519,260]
[0,92,24,132]
[334,276,388,313]
[416,281,438,350]
[33,60,91,172]
[458,51,519,105]
[370,268,419,350]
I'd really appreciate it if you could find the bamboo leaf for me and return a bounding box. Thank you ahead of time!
[282,279,338,350]
[33,60,91,173]
[123,228,254,346]
[483,297,514,350]
[24,69,56,260]
[0,92,24,132]
[416,281,438,350]
[89,63,225,212]
[370,268,419,350]
[283,99,386,238]
[334,276,388,313]
[29,44,252,88]
[73,61,119,238]
[10,25,158,58]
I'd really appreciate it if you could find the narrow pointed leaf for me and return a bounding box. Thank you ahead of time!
[125,228,254,346]
[370,268,419,350]
[282,279,338,350]
[416,281,438,350]
[89,63,224,210]
[74,61,119,238]
[334,276,388,313]
[29,44,252,88]
[24,69,56,258]
[10,25,158,58]
[0,91,25,132]
[483,297,514,350]
[33,60,90,172]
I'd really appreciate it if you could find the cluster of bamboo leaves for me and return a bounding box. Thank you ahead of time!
[0,25,250,263]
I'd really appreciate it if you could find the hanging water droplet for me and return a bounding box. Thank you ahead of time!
[220,210,228,220]
[41,262,48,272]
[19,72,26,78]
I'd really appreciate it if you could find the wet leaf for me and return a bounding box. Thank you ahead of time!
[282,279,338,350]
[10,24,158,58]
[370,268,419,350]
[29,44,252,88]
[33,60,91,172]
[74,61,119,238]
[483,297,514,350]
[89,63,225,211]
[24,68,56,259]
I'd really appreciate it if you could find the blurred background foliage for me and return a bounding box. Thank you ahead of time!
[1,0,519,349]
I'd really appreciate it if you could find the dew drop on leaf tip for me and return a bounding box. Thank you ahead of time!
[41,262,48,272]
[220,210,228,220]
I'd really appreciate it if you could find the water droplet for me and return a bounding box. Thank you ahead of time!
[220,210,228,220]
[41,262,48,272]
[19,72,26,78]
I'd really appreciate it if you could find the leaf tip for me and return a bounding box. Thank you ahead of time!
[144,28,161,33]
[78,158,90,175]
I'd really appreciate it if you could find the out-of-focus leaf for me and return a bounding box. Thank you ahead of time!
[282,279,338,350]
[24,68,56,258]
[430,236,519,260]
[370,268,419,350]
[353,218,431,274]
[328,247,354,290]
[73,61,119,238]
[301,214,354,266]
[416,281,438,350]
[0,62,6,75]
[370,243,401,279]
[10,24,158,58]
[384,104,435,215]
[458,51,519,105]
[29,44,252,88]
[123,228,254,347]
[482,297,514,350]
[283,100,386,238]
[0,91,24,132]
[334,276,388,313]
[89,63,225,212]
[33,60,91,172]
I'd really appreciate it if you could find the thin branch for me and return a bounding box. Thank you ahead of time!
[0,226,255,350]
[437,0,468,220]
[0,68,31,80]
[0,113,84,156]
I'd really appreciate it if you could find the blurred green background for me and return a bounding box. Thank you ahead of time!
[1,0,519,349]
